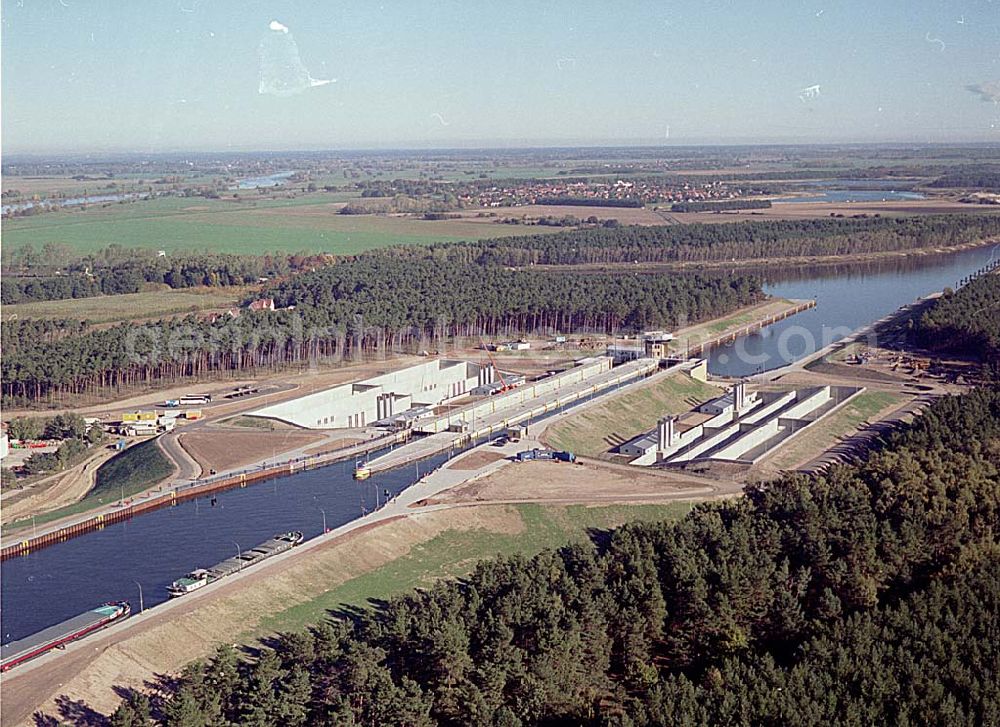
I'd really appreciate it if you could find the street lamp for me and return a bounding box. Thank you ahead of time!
[233,541,243,570]
[133,580,144,614]
[320,508,327,533]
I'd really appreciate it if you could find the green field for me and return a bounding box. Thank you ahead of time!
[253,502,692,635]
[4,286,250,323]
[544,372,721,456]
[2,194,559,256]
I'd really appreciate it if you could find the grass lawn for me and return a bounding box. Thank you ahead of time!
[253,502,693,635]
[544,372,721,456]
[4,286,251,323]
[2,194,562,256]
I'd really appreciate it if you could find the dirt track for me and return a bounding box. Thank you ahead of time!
[427,457,733,505]
[0,448,119,526]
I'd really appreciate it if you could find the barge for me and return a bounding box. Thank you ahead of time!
[167,531,303,597]
[0,601,131,672]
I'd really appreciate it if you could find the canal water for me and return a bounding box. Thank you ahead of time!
[774,190,925,203]
[0,451,445,645]
[707,244,998,377]
[2,244,996,644]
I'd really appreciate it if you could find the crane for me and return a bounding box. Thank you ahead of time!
[479,337,512,393]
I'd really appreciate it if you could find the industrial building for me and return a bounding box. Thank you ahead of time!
[248,359,498,429]
[607,330,676,363]
[409,356,617,434]
[625,383,864,466]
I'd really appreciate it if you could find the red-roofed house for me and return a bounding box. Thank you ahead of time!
[247,298,275,312]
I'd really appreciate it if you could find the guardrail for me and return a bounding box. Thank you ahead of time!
[0,430,410,561]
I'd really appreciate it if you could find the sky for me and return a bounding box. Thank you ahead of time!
[2,0,999,153]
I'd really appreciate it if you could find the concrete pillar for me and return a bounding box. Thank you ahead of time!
[657,416,676,455]
[734,381,746,415]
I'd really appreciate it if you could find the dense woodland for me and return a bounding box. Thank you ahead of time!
[1,246,331,304]
[914,272,1000,360]
[669,199,771,213]
[534,197,643,208]
[405,214,1000,267]
[928,168,1000,190]
[0,260,760,404]
[6,214,1000,404]
[107,387,1000,726]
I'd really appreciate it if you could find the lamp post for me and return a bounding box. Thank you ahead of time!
[133,580,144,614]
[320,508,327,533]
[233,541,243,570]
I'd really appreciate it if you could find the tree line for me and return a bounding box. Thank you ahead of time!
[108,386,1000,726]
[535,196,644,208]
[913,272,1000,361]
[2,413,105,488]
[928,168,1000,190]
[670,199,772,213]
[1,258,761,404]
[397,214,1000,267]
[2,245,332,305]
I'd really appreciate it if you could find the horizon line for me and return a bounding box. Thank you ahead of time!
[5,137,1000,162]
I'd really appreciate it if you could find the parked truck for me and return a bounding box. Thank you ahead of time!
[515,448,575,463]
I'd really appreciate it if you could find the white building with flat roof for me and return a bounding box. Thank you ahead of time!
[248,359,495,429]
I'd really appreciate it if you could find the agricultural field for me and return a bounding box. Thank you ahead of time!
[3,285,252,323]
[1,194,565,256]
[544,371,721,456]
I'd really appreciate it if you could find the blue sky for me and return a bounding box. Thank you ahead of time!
[2,0,999,153]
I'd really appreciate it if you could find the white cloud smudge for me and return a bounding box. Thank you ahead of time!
[967,81,1000,104]
[259,20,335,97]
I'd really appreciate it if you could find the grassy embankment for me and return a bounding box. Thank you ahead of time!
[2,438,174,535]
[668,297,796,354]
[544,372,721,456]
[253,502,693,636]
[764,390,906,471]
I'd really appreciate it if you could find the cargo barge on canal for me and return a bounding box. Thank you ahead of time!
[167,531,303,597]
[0,601,131,672]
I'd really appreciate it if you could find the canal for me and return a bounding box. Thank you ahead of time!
[706,244,998,377]
[2,243,997,644]
[0,451,448,644]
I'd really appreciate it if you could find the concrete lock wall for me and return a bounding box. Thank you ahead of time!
[249,360,489,429]
[669,420,743,463]
[630,449,659,466]
[712,418,782,460]
[658,425,704,459]
[413,357,616,434]
[702,395,764,429]
[740,391,797,425]
[780,386,832,421]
